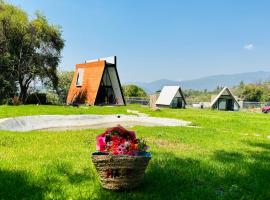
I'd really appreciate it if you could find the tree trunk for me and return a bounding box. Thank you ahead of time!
[19,78,29,104]
[19,83,28,104]
[18,74,32,103]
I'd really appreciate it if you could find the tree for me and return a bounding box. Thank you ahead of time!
[0,2,64,103]
[213,86,222,93]
[122,85,147,97]
[239,80,245,89]
[0,4,17,103]
[45,71,73,104]
[49,71,74,103]
[242,84,264,102]
[0,51,17,103]
[0,74,16,103]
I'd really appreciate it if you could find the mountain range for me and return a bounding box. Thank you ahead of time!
[126,71,270,93]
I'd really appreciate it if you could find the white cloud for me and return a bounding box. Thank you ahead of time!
[244,43,254,50]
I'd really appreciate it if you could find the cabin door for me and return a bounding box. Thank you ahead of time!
[226,99,234,111]
[96,86,115,105]
[95,67,116,105]
[176,97,183,108]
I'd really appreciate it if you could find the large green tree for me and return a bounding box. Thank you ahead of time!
[122,84,147,97]
[241,83,270,102]
[0,4,16,103]
[0,2,64,103]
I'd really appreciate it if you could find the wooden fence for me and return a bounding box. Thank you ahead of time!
[242,101,267,109]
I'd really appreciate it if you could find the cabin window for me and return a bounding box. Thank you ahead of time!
[76,69,84,86]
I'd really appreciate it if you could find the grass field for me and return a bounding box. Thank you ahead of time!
[0,105,270,200]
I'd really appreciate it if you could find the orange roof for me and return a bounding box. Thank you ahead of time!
[66,60,106,105]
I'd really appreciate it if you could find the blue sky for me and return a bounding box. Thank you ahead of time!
[7,0,270,83]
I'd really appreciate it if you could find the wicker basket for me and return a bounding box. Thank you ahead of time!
[92,152,151,190]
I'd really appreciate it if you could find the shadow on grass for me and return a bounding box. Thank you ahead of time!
[140,154,218,199]
[96,153,236,199]
[44,161,96,185]
[213,150,244,163]
[1,144,270,199]
[247,141,270,150]
[0,161,96,200]
[97,148,270,200]
[210,142,270,200]
[0,169,44,200]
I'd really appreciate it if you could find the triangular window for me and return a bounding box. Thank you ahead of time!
[76,69,84,86]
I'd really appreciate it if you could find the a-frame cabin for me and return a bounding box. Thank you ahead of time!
[155,86,186,108]
[66,56,125,106]
[210,87,240,111]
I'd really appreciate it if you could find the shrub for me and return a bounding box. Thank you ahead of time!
[25,93,47,104]
[46,92,61,105]
[0,98,12,105]
[12,96,21,105]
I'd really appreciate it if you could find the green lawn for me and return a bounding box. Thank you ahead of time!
[0,105,270,199]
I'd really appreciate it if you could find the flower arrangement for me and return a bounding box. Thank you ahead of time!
[92,125,151,189]
[96,125,149,156]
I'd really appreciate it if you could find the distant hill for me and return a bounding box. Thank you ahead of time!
[125,71,270,93]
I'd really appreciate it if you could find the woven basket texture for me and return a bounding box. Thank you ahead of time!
[92,154,151,190]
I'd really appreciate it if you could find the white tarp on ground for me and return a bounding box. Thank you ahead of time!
[0,115,191,132]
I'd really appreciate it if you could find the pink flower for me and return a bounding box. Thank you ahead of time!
[95,125,148,155]
[96,136,106,151]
